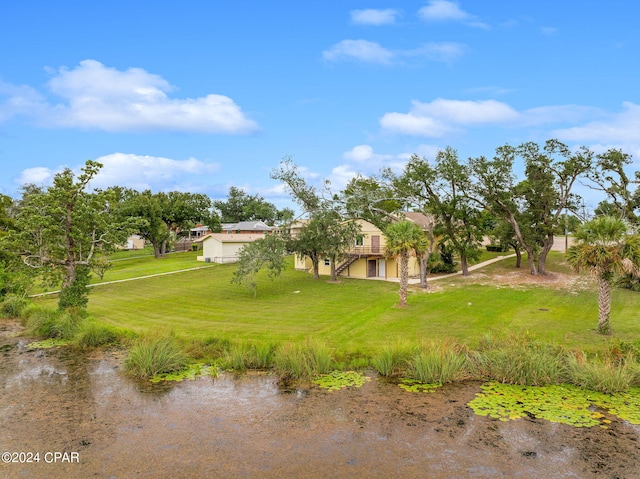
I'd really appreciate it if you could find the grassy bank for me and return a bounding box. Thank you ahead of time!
[31,252,640,356]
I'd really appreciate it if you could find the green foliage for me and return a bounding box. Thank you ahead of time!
[58,266,91,310]
[231,234,287,297]
[124,335,189,379]
[213,186,287,224]
[427,243,457,273]
[312,371,370,391]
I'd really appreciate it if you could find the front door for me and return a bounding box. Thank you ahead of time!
[378,259,386,277]
[367,259,377,277]
[371,235,380,253]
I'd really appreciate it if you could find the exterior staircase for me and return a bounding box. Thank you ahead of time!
[336,254,359,276]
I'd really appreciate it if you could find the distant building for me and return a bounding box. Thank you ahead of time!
[221,221,273,234]
[196,233,265,263]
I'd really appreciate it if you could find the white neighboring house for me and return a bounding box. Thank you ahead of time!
[197,233,266,264]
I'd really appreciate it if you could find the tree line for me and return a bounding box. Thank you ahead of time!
[0,161,291,310]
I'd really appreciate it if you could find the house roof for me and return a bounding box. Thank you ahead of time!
[221,220,273,232]
[199,233,266,243]
[402,211,434,229]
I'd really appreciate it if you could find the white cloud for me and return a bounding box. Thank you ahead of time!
[350,9,399,26]
[553,102,640,144]
[380,98,518,137]
[322,40,394,65]
[323,40,466,65]
[404,42,466,63]
[14,153,220,192]
[540,26,558,36]
[418,0,488,29]
[1,60,258,134]
[15,166,60,186]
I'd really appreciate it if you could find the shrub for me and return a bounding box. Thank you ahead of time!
[124,336,189,379]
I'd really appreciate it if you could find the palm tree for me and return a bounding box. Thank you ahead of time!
[566,216,640,334]
[384,220,426,307]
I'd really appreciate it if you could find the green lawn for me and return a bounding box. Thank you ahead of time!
[91,250,208,284]
[35,251,640,355]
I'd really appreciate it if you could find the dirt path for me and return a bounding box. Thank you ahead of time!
[1,320,639,479]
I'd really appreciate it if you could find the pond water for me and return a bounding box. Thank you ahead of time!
[1,320,639,479]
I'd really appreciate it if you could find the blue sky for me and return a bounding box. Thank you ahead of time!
[1,1,638,211]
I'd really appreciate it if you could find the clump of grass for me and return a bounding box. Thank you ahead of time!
[470,333,567,386]
[1,296,30,319]
[23,306,85,340]
[567,351,637,393]
[220,341,275,371]
[406,340,468,385]
[273,339,335,380]
[74,321,121,349]
[124,335,189,379]
[371,340,413,377]
[184,337,231,361]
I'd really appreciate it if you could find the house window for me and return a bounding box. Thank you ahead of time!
[324,258,330,266]
[355,235,364,246]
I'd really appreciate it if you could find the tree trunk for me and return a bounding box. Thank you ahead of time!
[510,242,521,268]
[63,261,76,289]
[537,234,555,276]
[152,242,161,258]
[526,250,538,275]
[419,255,429,289]
[460,252,469,276]
[597,276,612,335]
[312,258,320,279]
[330,260,337,282]
[398,252,409,307]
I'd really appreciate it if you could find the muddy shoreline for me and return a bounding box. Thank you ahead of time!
[1,320,639,479]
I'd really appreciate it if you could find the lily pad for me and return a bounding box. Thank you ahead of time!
[26,338,72,350]
[313,371,370,391]
[398,379,441,393]
[468,382,640,427]
[150,364,217,383]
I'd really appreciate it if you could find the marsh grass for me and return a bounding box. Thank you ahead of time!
[1,296,30,318]
[74,321,121,349]
[124,335,189,379]
[273,340,335,380]
[567,351,638,393]
[406,340,469,384]
[22,306,85,340]
[470,333,568,386]
[371,340,414,377]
